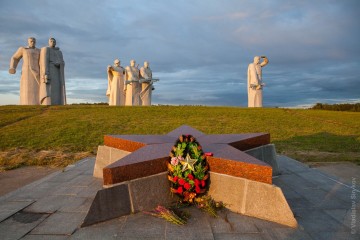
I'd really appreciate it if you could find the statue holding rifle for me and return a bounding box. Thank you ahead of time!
[125,59,141,106]
[139,61,159,106]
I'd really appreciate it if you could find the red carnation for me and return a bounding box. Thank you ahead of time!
[194,179,200,186]
[187,174,194,180]
[173,176,178,182]
[184,182,191,190]
[178,178,186,185]
[177,186,183,194]
[195,186,201,193]
[201,180,206,187]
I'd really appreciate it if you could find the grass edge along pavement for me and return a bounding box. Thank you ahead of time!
[0,105,359,171]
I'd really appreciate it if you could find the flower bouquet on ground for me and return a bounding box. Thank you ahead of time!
[144,205,189,225]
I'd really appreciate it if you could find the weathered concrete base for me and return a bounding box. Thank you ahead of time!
[87,142,291,227]
[93,145,130,179]
[208,172,297,228]
[82,172,178,227]
[127,172,178,212]
[84,170,296,228]
[245,144,280,176]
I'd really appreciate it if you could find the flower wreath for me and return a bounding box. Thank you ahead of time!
[167,134,209,203]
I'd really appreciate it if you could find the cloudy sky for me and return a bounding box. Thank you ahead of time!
[0,0,359,107]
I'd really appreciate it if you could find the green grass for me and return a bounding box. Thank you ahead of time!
[0,105,359,170]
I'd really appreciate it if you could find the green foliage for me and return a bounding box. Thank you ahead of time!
[174,143,185,156]
[193,163,206,180]
[311,103,360,112]
[172,164,183,177]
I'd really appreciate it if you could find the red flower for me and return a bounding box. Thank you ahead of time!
[197,145,202,150]
[195,186,201,193]
[178,178,186,185]
[173,176,178,182]
[187,174,194,180]
[184,182,191,190]
[194,179,200,186]
[201,180,206,187]
[177,186,183,194]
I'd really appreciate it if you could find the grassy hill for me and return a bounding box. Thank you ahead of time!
[0,105,359,170]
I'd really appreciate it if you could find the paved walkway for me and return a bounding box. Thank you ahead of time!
[0,156,359,239]
[0,166,60,196]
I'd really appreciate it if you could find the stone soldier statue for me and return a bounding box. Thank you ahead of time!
[9,37,40,105]
[247,56,269,107]
[106,59,126,106]
[125,60,141,106]
[139,61,154,106]
[39,37,66,105]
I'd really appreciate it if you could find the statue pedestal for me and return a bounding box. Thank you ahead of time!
[82,125,297,228]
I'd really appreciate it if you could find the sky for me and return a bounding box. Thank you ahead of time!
[0,0,359,107]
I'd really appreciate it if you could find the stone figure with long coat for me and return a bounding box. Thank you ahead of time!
[9,37,40,105]
[106,59,125,106]
[247,56,269,107]
[124,60,141,106]
[39,38,66,105]
[139,61,153,106]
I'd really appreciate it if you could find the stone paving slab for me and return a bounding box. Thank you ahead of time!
[59,197,93,213]
[0,166,60,197]
[0,211,49,240]
[325,209,360,232]
[261,228,313,240]
[209,211,260,234]
[25,195,87,213]
[0,172,62,202]
[311,162,360,184]
[22,235,70,240]
[0,200,34,222]
[309,231,360,240]
[30,212,87,235]
[70,217,127,239]
[0,155,359,239]
[117,212,167,239]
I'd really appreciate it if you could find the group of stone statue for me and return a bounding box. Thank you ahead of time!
[106,59,158,106]
[9,37,66,105]
[8,37,267,108]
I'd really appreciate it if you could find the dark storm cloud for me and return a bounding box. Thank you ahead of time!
[0,0,359,106]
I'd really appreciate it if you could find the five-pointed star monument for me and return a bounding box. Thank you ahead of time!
[102,125,272,186]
